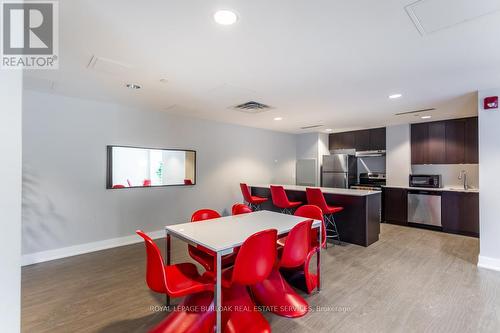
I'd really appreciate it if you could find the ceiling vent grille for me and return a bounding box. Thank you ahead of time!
[233,101,272,114]
[300,124,324,130]
[395,108,435,116]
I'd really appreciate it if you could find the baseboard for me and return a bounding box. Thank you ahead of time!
[21,229,165,266]
[477,255,500,272]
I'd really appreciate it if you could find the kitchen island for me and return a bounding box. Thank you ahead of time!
[250,184,381,247]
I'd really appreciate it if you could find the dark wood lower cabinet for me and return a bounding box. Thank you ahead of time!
[442,191,479,237]
[382,187,408,225]
[383,187,479,238]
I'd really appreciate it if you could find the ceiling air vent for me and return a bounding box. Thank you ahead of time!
[300,125,324,130]
[233,101,272,114]
[395,108,435,116]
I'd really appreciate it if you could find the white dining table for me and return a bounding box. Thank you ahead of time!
[164,210,322,333]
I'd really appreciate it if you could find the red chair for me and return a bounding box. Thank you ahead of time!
[136,230,215,333]
[112,184,125,189]
[188,210,236,274]
[306,187,344,245]
[184,179,193,185]
[277,204,326,248]
[221,229,277,333]
[278,205,325,294]
[231,203,253,215]
[136,230,213,298]
[143,179,152,186]
[270,185,302,214]
[240,183,267,211]
[250,220,311,317]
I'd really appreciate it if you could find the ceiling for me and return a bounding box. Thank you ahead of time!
[24,0,500,133]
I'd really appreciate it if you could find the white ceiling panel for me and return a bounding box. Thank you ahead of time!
[406,0,500,35]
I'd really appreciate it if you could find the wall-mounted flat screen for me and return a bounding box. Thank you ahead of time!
[107,146,196,189]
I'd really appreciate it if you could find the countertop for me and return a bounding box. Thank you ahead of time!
[249,184,381,197]
[382,185,479,193]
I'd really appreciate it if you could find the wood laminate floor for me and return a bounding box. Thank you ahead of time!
[22,224,500,333]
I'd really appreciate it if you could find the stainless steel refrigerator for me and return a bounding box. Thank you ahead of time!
[321,154,357,188]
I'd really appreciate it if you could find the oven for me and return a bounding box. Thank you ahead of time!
[350,173,385,191]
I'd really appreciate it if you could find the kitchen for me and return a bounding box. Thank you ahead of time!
[295,116,479,239]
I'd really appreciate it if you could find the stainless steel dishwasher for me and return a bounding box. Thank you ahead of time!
[407,190,442,227]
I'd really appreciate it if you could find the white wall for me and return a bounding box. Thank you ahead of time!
[386,124,412,186]
[296,133,319,160]
[295,133,330,186]
[478,88,500,271]
[22,91,296,262]
[0,71,22,331]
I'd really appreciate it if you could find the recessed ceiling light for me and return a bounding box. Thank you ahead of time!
[421,115,432,119]
[389,94,402,99]
[126,83,141,90]
[214,10,238,25]
[325,128,333,132]
[274,117,283,121]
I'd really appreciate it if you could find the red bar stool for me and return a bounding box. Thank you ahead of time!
[306,187,344,246]
[221,229,277,333]
[231,203,253,215]
[240,183,267,211]
[136,230,215,333]
[250,220,311,318]
[188,209,236,275]
[270,185,302,214]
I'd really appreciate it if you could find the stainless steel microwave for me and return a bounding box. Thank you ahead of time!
[409,174,442,188]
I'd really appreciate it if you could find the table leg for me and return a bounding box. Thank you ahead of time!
[165,230,171,307]
[215,251,222,333]
[317,224,321,292]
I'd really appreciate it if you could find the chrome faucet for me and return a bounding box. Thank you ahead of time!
[458,170,468,190]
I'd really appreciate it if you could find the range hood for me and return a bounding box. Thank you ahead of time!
[355,150,386,157]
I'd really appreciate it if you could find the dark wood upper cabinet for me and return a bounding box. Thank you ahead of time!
[465,117,479,164]
[428,121,446,164]
[411,123,429,164]
[354,130,370,151]
[445,119,466,164]
[330,131,355,150]
[329,127,386,151]
[369,127,386,151]
[411,117,477,165]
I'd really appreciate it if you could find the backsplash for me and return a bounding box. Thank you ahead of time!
[357,156,386,173]
[411,164,479,189]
